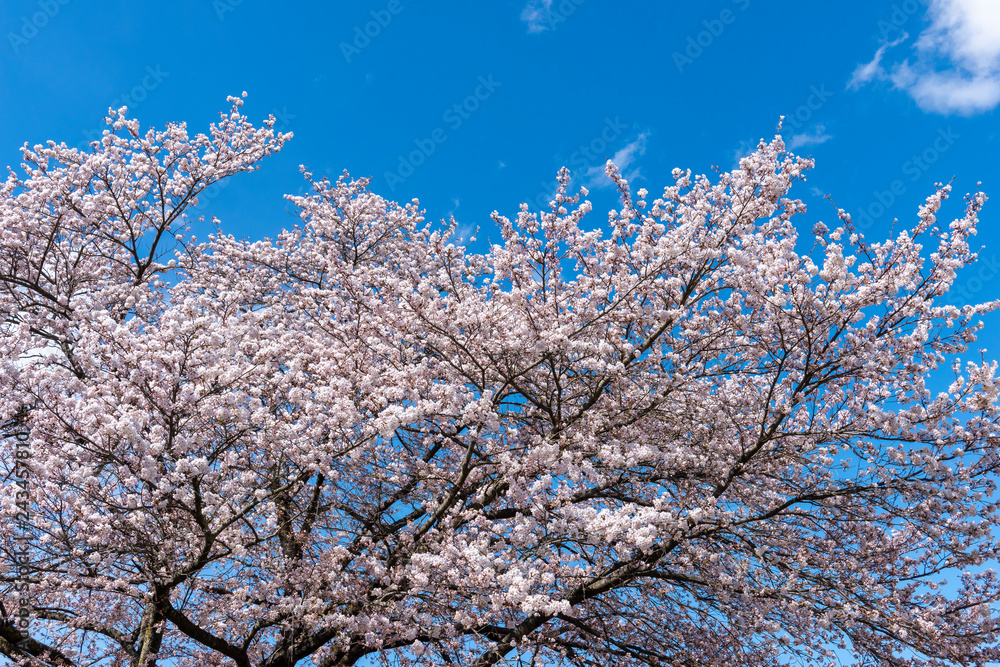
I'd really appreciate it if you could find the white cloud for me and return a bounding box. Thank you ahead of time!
[849,0,1000,114]
[917,0,1000,73]
[453,222,477,243]
[585,133,649,188]
[848,34,908,89]
[787,124,832,150]
[521,0,554,33]
[892,65,1000,114]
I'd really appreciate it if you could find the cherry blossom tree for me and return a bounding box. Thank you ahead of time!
[2,98,1000,667]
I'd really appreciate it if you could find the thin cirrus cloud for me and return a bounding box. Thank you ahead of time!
[848,34,909,90]
[584,133,650,189]
[849,0,1000,115]
[521,0,555,33]
[788,124,833,150]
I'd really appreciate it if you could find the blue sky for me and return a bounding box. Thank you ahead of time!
[2,0,990,348]
[2,0,1000,663]
[1,0,998,284]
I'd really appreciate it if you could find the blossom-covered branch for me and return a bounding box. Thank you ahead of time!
[1,100,999,667]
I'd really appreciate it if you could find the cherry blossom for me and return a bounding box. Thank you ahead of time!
[2,101,1000,666]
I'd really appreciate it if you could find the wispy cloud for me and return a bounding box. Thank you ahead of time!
[848,34,908,89]
[521,0,554,33]
[849,0,1000,114]
[585,133,649,188]
[788,124,832,150]
[453,222,477,243]
[891,62,1000,114]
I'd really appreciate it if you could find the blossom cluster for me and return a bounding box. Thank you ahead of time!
[1,100,999,667]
